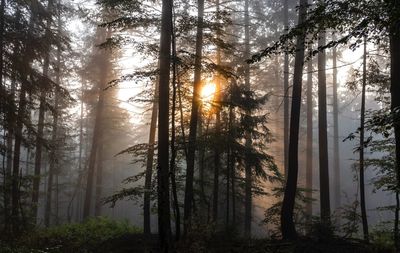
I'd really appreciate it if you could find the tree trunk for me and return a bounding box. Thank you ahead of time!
[32,0,54,221]
[306,50,313,218]
[82,29,109,220]
[213,0,222,226]
[317,14,331,224]
[389,13,400,250]
[170,23,180,239]
[226,147,230,228]
[157,0,173,250]
[11,9,33,233]
[44,28,61,227]
[283,0,289,175]
[94,144,104,216]
[68,80,86,223]
[4,50,17,231]
[230,107,236,225]
[280,0,307,240]
[332,33,341,211]
[244,0,252,238]
[184,0,205,234]
[359,38,369,242]
[12,82,27,232]
[143,81,158,236]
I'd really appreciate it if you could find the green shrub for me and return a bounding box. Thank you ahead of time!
[370,225,395,252]
[6,217,141,253]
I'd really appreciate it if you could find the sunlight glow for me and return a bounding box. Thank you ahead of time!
[200,82,216,104]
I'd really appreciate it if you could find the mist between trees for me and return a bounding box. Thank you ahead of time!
[0,0,400,252]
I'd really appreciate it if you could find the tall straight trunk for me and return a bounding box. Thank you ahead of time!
[143,80,158,236]
[11,10,33,233]
[213,0,222,225]
[5,13,21,229]
[0,0,5,102]
[44,29,61,227]
[244,0,252,238]
[231,155,236,225]
[157,0,173,250]
[228,99,236,226]
[11,83,27,232]
[359,38,369,241]
[332,34,341,211]
[82,79,105,219]
[227,97,235,227]
[280,0,307,240]
[283,0,289,175]
[198,111,208,219]
[306,50,313,218]
[226,147,230,228]
[94,144,104,216]
[198,115,207,217]
[184,0,205,234]
[82,29,109,220]
[170,22,180,239]
[317,15,331,224]
[55,172,59,225]
[68,80,85,223]
[32,0,54,221]
[389,11,400,250]
[0,0,5,123]
[4,53,17,230]
[4,83,15,230]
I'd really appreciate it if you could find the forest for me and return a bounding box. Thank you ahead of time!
[0,0,400,252]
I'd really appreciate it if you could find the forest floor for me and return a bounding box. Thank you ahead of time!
[1,234,395,253]
[0,218,396,253]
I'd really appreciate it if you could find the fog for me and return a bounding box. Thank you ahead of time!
[0,0,399,251]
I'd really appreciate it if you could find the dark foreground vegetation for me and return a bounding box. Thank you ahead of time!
[0,218,397,253]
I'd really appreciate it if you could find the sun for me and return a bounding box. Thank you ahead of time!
[200,82,216,104]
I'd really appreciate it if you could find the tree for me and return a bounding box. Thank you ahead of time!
[44,16,62,226]
[157,0,173,250]
[317,5,330,225]
[212,0,222,226]
[358,37,369,241]
[280,0,308,240]
[244,0,252,237]
[306,49,313,218]
[332,33,341,211]
[389,7,400,247]
[82,27,111,219]
[143,79,158,235]
[32,0,54,222]
[184,0,205,234]
[283,0,289,175]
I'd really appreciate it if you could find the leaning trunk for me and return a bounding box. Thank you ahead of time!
[280,0,307,240]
